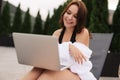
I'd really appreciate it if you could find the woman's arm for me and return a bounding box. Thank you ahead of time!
[69,28,90,64]
[69,44,86,64]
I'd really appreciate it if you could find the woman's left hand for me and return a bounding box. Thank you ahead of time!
[69,44,86,64]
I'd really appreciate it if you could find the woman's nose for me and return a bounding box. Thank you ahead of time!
[68,15,73,20]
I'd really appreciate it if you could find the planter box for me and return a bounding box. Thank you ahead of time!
[0,35,14,47]
[101,53,120,77]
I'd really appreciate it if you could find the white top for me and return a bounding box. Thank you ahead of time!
[58,42,97,80]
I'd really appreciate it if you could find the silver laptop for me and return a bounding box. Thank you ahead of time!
[12,32,71,71]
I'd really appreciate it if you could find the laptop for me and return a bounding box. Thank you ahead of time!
[12,32,71,71]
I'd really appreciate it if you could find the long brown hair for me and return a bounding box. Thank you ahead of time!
[59,0,87,33]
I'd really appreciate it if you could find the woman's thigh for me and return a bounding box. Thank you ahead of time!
[37,69,80,80]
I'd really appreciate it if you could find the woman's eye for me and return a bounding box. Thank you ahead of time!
[66,11,71,15]
[74,15,77,18]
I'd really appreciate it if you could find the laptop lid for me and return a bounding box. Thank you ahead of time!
[12,32,62,71]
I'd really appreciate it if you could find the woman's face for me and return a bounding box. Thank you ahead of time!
[63,4,78,28]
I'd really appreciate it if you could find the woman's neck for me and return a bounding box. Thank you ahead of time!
[65,27,74,33]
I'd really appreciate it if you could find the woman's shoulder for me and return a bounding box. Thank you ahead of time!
[52,29,62,37]
[76,28,90,46]
[78,28,89,36]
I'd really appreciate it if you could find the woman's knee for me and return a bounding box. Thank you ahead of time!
[37,69,80,80]
[37,73,53,80]
[21,67,44,80]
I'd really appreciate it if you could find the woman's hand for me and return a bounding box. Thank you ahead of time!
[69,44,86,64]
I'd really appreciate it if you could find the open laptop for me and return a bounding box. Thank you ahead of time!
[12,32,71,71]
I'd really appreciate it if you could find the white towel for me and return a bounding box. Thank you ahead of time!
[58,42,97,80]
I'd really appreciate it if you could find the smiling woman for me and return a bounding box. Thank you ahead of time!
[20,0,97,80]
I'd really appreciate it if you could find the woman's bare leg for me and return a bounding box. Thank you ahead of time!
[37,69,80,80]
[21,67,43,80]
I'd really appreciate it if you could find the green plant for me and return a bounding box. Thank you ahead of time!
[21,8,31,33]
[32,11,43,34]
[89,0,109,33]
[1,1,11,36]
[43,11,50,35]
[110,0,120,53]
[12,4,22,33]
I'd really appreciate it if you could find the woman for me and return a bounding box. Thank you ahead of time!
[21,0,96,80]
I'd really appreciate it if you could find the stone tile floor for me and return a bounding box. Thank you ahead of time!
[0,46,32,80]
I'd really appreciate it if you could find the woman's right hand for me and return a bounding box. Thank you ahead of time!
[69,44,86,64]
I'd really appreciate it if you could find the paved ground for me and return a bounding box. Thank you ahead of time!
[0,46,32,80]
